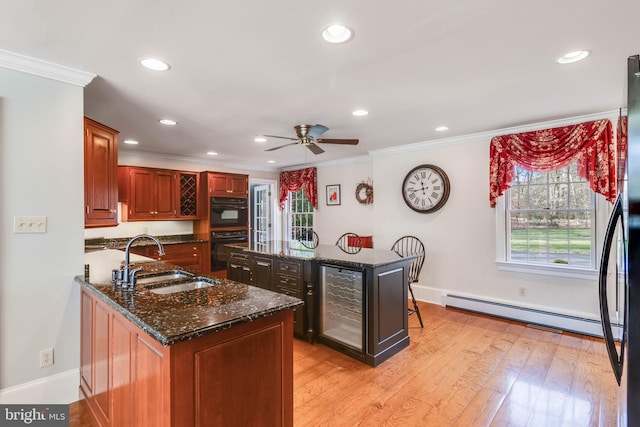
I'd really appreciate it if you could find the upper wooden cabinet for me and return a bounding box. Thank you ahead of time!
[118,166,200,221]
[84,118,119,228]
[207,172,248,197]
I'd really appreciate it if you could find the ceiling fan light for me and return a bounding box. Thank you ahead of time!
[556,50,590,64]
[254,136,267,142]
[352,109,369,116]
[140,57,171,71]
[322,24,353,43]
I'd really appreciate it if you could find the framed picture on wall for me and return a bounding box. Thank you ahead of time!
[326,184,341,206]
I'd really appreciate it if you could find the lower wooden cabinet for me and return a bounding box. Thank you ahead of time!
[128,242,205,273]
[227,249,310,340]
[80,288,294,427]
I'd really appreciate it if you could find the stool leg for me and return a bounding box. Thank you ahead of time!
[407,282,424,328]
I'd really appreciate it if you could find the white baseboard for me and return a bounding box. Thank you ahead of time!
[0,369,79,404]
[412,285,621,339]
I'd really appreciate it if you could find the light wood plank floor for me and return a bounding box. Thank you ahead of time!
[70,302,620,426]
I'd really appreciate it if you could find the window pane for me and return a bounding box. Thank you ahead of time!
[506,162,594,268]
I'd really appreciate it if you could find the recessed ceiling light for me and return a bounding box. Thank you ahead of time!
[206,151,218,156]
[123,139,139,145]
[159,119,177,126]
[435,126,449,132]
[352,109,369,116]
[140,57,171,71]
[268,160,276,164]
[254,136,267,143]
[556,50,590,64]
[322,24,353,43]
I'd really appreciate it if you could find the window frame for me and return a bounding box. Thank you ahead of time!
[495,165,609,281]
[285,188,314,248]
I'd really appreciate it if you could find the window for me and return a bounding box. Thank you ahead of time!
[286,188,314,246]
[497,162,600,279]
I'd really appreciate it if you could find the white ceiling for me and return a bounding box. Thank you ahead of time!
[2,1,638,171]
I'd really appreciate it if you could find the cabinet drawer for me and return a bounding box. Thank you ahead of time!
[274,283,302,299]
[275,259,301,278]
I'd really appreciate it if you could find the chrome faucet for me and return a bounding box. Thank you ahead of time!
[120,234,165,289]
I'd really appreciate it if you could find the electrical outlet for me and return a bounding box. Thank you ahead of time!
[40,348,54,367]
[14,216,47,233]
[519,287,527,297]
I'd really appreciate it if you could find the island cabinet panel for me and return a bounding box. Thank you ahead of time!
[80,288,294,427]
[84,117,119,228]
[228,251,251,284]
[369,266,409,358]
[251,255,273,290]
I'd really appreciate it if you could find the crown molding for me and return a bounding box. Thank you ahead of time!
[0,49,96,87]
[369,110,622,157]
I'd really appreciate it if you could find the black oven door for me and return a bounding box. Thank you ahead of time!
[210,198,248,228]
[211,231,249,271]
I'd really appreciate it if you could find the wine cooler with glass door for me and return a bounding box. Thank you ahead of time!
[318,264,365,359]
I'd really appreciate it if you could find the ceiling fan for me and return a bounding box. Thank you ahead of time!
[263,124,359,154]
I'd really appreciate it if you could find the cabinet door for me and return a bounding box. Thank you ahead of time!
[251,255,273,290]
[229,175,248,197]
[84,118,118,228]
[208,173,231,196]
[155,170,177,218]
[128,168,156,220]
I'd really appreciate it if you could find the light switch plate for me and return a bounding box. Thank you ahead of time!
[14,216,47,233]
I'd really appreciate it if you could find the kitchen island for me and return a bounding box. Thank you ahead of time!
[76,249,302,427]
[228,241,416,366]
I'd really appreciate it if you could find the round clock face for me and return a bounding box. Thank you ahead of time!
[402,164,450,213]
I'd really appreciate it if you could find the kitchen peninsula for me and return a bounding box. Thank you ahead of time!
[228,241,416,367]
[76,249,302,427]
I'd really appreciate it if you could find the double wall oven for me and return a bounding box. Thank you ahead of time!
[210,197,249,271]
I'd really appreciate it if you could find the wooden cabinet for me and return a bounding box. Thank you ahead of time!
[84,118,118,228]
[206,172,248,197]
[128,242,205,273]
[118,167,200,221]
[251,255,273,290]
[228,252,308,339]
[80,288,294,426]
[227,251,251,284]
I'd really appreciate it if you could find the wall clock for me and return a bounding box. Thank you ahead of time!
[355,182,373,205]
[402,164,450,213]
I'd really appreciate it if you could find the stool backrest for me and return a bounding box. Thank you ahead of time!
[391,236,425,283]
[336,232,362,254]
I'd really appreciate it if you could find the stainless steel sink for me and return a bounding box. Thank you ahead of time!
[149,277,219,295]
[135,270,194,285]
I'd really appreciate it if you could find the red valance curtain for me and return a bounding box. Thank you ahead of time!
[279,167,318,210]
[489,119,616,207]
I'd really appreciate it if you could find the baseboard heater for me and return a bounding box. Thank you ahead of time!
[444,294,623,340]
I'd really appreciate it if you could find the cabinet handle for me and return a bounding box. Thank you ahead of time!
[86,205,89,214]
[193,254,197,257]
[256,261,270,267]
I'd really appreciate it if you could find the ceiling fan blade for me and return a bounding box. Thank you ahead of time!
[265,142,300,152]
[307,143,325,154]
[263,134,299,141]
[317,138,359,145]
[306,124,329,140]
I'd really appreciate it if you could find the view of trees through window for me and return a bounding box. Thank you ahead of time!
[287,189,314,245]
[508,162,594,267]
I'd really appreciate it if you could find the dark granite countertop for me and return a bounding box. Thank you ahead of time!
[85,234,207,252]
[76,250,303,346]
[235,241,417,268]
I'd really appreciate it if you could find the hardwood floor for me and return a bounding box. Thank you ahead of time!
[70,302,620,426]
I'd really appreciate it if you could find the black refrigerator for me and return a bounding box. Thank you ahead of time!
[599,54,640,426]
